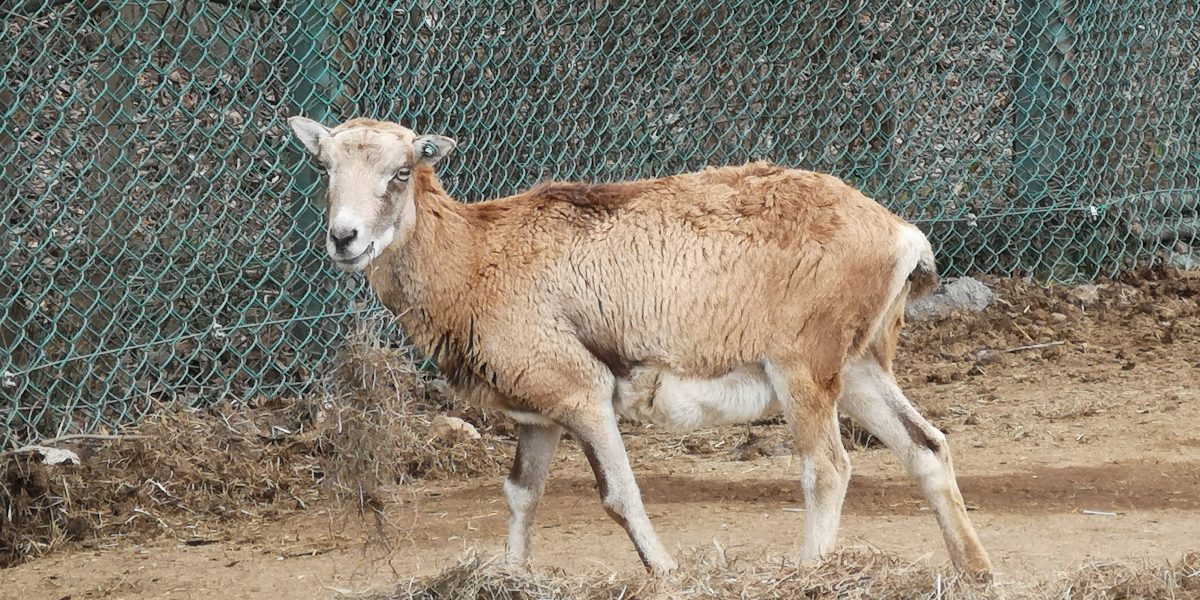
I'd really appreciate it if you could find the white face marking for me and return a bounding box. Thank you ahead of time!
[316,127,418,272]
[326,225,392,272]
[289,119,456,275]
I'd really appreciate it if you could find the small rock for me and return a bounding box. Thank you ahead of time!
[1069,284,1101,306]
[974,349,1003,366]
[905,277,994,322]
[1169,252,1200,270]
[729,435,790,461]
[926,371,954,384]
[1050,312,1067,323]
[429,416,481,443]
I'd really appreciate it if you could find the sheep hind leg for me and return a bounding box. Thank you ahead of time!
[839,357,992,577]
[504,421,562,569]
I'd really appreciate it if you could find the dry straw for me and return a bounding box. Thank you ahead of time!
[343,547,1200,600]
[0,308,509,568]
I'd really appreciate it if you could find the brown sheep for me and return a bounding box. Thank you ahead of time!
[287,116,992,577]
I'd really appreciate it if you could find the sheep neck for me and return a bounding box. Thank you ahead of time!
[365,167,477,351]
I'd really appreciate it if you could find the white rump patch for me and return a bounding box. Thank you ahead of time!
[861,223,934,344]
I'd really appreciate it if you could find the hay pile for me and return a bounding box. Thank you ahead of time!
[1042,553,1200,599]
[0,313,510,568]
[348,548,1200,600]
[349,549,989,600]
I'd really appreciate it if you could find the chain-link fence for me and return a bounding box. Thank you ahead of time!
[2,1,1198,447]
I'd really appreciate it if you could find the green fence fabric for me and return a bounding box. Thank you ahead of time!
[2,1,1199,446]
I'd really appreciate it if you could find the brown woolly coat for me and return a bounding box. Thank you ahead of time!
[364,162,927,420]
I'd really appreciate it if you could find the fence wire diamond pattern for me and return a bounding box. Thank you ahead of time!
[2,1,1199,447]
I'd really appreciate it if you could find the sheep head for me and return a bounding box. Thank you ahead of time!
[287,116,456,272]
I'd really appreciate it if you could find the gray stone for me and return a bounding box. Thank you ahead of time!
[1169,251,1200,270]
[1069,284,1101,306]
[429,415,481,443]
[974,349,1004,366]
[905,276,994,322]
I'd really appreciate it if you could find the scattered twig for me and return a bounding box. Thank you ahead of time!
[278,546,336,559]
[35,433,151,445]
[182,538,220,547]
[1012,321,1034,342]
[1080,509,1119,517]
[130,507,170,530]
[1005,340,1066,353]
[1,434,151,459]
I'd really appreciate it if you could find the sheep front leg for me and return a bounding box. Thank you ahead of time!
[765,360,852,561]
[569,401,678,574]
[504,422,562,569]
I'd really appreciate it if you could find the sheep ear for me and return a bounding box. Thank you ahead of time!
[413,134,456,165]
[288,116,330,156]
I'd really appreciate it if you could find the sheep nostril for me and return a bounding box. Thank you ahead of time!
[329,228,358,249]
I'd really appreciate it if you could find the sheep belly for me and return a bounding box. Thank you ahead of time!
[615,365,781,431]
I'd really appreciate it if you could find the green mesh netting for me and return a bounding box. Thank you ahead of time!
[2,1,1199,446]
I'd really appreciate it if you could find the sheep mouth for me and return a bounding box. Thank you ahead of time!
[332,241,375,268]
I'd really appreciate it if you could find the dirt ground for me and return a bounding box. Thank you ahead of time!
[4,273,1200,599]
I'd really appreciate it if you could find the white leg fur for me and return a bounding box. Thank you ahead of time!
[764,361,852,562]
[796,410,852,561]
[570,399,677,574]
[504,422,562,568]
[839,357,992,574]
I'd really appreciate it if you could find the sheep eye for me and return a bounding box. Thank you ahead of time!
[393,167,411,182]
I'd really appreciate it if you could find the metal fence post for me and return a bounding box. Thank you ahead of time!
[1013,0,1073,206]
[284,0,347,371]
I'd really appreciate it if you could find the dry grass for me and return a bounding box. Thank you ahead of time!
[1041,553,1200,599]
[0,310,510,568]
[345,548,1200,600]
[317,311,509,511]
